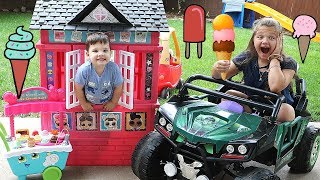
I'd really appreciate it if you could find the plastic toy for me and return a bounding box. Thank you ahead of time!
[243,1,320,42]
[222,1,320,42]
[2,0,169,166]
[0,122,72,180]
[131,74,320,179]
[158,27,182,99]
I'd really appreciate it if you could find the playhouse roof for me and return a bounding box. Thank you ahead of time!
[30,0,169,32]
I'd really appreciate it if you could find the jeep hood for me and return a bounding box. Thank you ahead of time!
[173,101,261,151]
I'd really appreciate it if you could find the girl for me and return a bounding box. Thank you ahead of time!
[212,17,297,122]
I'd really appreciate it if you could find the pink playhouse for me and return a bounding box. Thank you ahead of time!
[3,0,168,166]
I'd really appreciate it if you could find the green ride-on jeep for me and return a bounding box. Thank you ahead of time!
[131,74,320,180]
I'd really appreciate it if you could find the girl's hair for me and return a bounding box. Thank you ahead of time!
[246,17,283,58]
[86,32,110,51]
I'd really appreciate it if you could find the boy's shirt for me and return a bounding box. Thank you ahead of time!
[75,60,123,104]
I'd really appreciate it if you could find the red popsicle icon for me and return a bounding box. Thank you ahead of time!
[183,5,206,59]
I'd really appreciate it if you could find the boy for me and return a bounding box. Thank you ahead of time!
[75,32,123,111]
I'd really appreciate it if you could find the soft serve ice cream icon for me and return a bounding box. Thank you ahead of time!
[292,15,318,63]
[4,26,36,98]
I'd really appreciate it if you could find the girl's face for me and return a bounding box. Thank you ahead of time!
[86,42,111,66]
[253,26,279,61]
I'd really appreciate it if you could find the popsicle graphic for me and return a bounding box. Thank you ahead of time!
[4,26,36,98]
[292,15,318,63]
[212,14,235,80]
[183,5,205,59]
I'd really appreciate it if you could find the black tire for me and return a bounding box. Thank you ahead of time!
[137,131,171,180]
[131,132,158,178]
[289,125,320,173]
[235,167,280,180]
[160,88,170,99]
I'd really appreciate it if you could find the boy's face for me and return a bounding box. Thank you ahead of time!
[86,42,111,66]
[253,26,279,61]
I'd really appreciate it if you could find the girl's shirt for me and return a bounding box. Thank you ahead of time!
[232,51,297,104]
[75,60,123,104]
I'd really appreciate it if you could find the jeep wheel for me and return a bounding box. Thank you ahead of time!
[132,131,171,180]
[176,78,184,90]
[289,125,320,173]
[132,131,156,178]
[235,167,280,180]
[160,88,170,99]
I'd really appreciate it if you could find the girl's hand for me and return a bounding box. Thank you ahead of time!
[272,34,283,55]
[214,60,230,73]
[81,102,93,112]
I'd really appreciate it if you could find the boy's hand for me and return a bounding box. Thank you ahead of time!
[103,101,116,111]
[81,102,94,112]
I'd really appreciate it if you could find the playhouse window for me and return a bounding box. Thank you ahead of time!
[65,49,135,110]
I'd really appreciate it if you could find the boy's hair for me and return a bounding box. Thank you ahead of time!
[86,32,110,51]
[246,17,283,57]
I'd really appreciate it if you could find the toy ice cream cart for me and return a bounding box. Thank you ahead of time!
[0,122,72,180]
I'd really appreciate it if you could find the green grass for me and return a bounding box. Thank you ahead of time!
[0,12,40,116]
[0,13,319,121]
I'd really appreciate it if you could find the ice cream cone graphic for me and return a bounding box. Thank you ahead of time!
[10,60,30,98]
[298,36,311,63]
[292,15,317,63]
[212,14,235,80]
[4,26,36,98]
[215,51,232,80]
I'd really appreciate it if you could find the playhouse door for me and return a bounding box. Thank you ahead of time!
[65,50,82,109]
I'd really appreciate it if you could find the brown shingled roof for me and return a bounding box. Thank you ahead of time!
[30,0,169,32]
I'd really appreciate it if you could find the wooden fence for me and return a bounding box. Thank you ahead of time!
[0,0,36,11]
[2,0,319,31]
[164,0,319,31]
[257,0,320,31]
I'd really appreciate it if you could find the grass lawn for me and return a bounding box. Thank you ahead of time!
[0,12,320,121]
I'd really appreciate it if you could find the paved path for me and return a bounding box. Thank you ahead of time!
[0,118,319,179]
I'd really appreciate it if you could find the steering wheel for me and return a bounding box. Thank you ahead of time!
[248,95,274,116]
[248,95,274,105]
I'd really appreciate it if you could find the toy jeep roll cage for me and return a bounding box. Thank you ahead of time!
[177,74,285,120]
[176,74,309,118]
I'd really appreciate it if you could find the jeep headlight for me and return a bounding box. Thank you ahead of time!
[238,145,247,155]
[166,124,173,132]
[159,117,167,126]
[226,145,234,154]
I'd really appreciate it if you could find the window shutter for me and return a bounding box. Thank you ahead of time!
[65,50,82,109]
[118,50,135,109]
